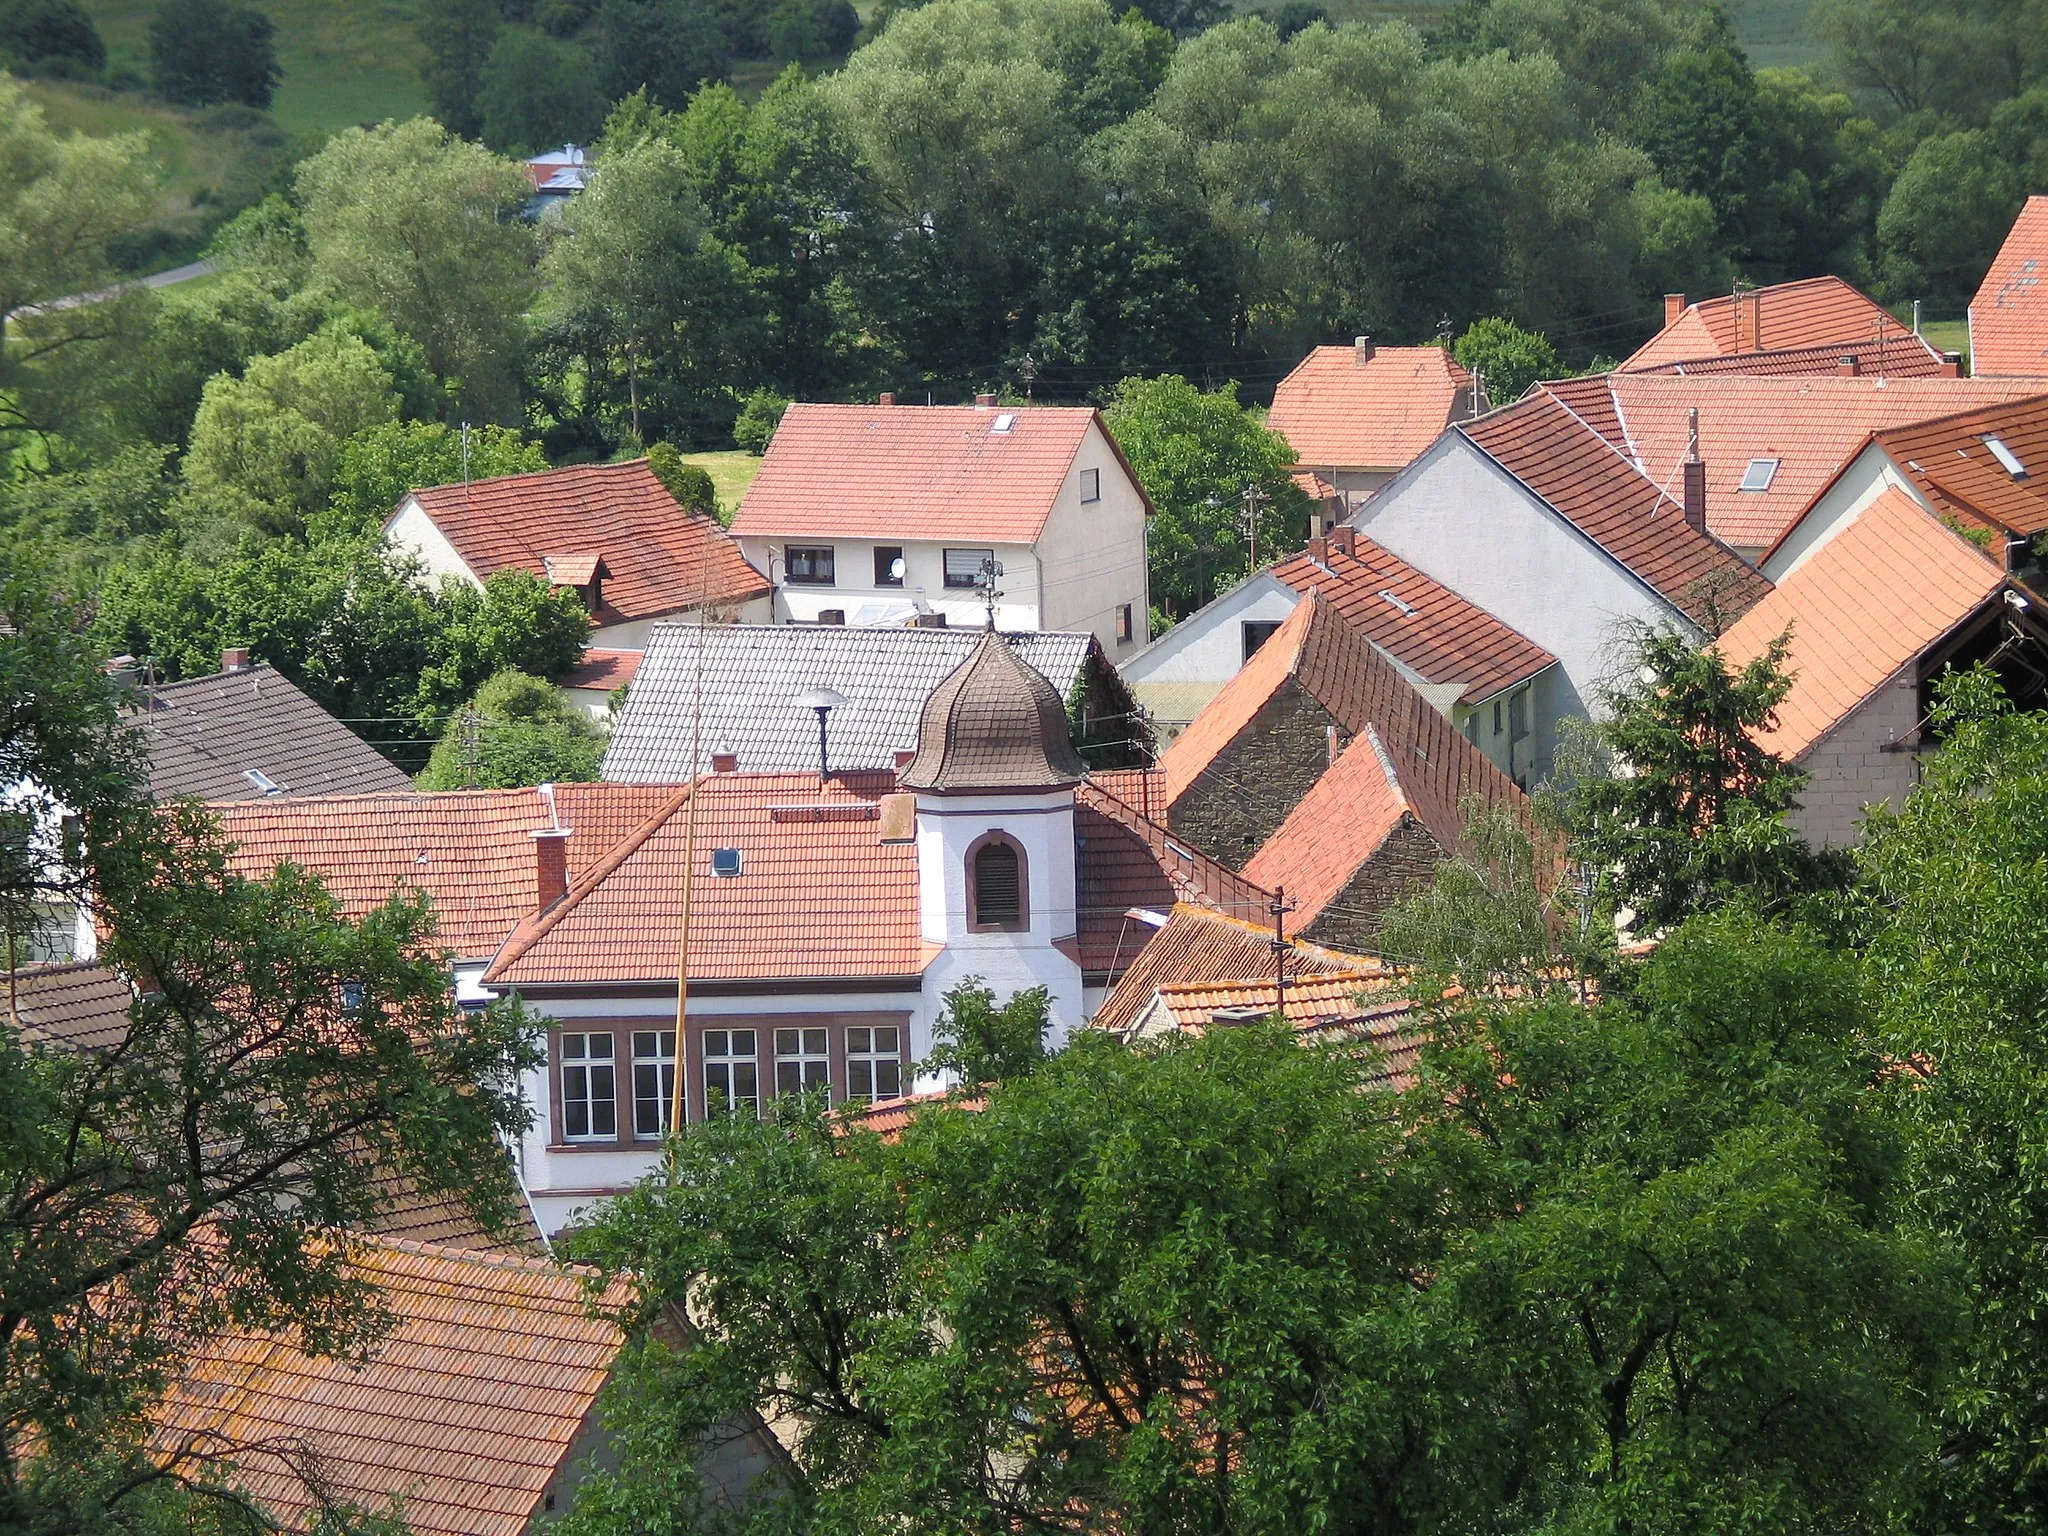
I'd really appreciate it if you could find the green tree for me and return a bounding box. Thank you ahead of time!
[922,978,1049,1086]
[1101,373,1309,618]
[0,561,542,1531]
[296,120,536,425]
[597,0,729,110]
[0,0,105,74]
[417,667,603,789]
[729,386,786,453]
[417,0,499,139]
[478,26,608,155]
[1876,129,2023,307]
[645,441,717,515]
[1452,317,1561,402]
[183,330,401,530]
[765,0,859,60]
[148,0,280,108]
[323,419,546,536]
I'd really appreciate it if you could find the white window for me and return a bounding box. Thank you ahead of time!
[560,1032,616,1141]
[944,548,994,588]
[631,1029,677,1138]
[703,1028,759,1117]
[1080,467,1101,502]
[846,1026,902,1104]
[1738,457,1779,492]
[993,412,1017,433]
[1985,435,2029,478]
[774,1027,830,1097]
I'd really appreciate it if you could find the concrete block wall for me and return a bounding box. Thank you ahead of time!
[1788,665,1921,848]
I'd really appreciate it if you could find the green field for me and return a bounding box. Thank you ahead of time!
[680,450,763,514]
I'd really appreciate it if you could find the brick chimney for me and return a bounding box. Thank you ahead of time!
[974,393,997,408]
[1942,351,1963,378]
[1682,407,1707,534]
[710,750,738,773]
[1353,334,1374,366]
[532,827,571,912]
[1837,353,1861,376]
[878,391,896,406]
[221,647,251,673]
[1328,525,1356,558]
[1664,293,1686,328]
[1307,535,1329,564]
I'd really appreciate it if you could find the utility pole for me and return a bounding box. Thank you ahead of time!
[1268,885,1297,1014]
[1241,484,1268,571]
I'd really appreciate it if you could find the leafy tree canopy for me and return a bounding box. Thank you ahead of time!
[416,667,604,789]
[148,0,280,108]
[1452,317,1563,402]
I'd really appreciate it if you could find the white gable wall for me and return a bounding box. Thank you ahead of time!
[386,496,482,589]
[1037,420,1151,657]
[1763,447,1923,582]
[1352,434,1693,776]
[1121,571,1300,688]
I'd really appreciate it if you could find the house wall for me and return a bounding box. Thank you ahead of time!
[1352,435,1692,777]
[1787,662,1921,847]
[385,498,480,588]
[1037,419,1152,658]
[1763,448,1919,581]
[737,535,1046,633]
[591,596,771,651]
[1455,673,1546,788]
[1297,816,1444,954]
[1168,680,1342,867]
[1120,572,1300,688]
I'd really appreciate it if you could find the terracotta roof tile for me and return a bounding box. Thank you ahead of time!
[213,784,680,961]
[1871,393,2048,538]
[127,665,413,802]
[1272,539,1555,703]
[1156,594,1525,844]
[399,460,769,626]
[1971,197,2048,378]
[153,1236,631,1536]
[1145,976,1421,1084]
[1241,725,1423,929]
[1717,488,2005,758]
[560,648,641,692]
[1544,374,2045,550]
[1465,392,1772,621]
[1090,903,1379,1036]
[1622,277,1932,372]
[832,1088,984,1141]
[1075,781,1274,971]
[1628,338,1950,378]
[1268,345,1478,472]
[732,403,1125,543]
[4,961,132,1051]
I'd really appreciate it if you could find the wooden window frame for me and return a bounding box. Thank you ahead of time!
[551,1027,624,1149]
[965,829,1029,933]
[845,1022,906,1105]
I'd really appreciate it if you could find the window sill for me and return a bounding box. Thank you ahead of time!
[547,1140,662,1154]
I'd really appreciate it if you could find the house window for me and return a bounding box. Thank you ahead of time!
[560,1032,616,1141]
[875,546,905,587]
[1738,458,1779,492]
[1509,689,1529,743]
[1116,603,1134,644]
[944,548,994,588]
[846,1025,902,1104]
[774,1027,830,1097]
[1243,620,1281,663]
[1493,700,1503,736]
[631,1029,677,1138]
[703,1028,760,1117]
[968,833,1026,931]
[1080,467,1101,503]
[785,546,836,585]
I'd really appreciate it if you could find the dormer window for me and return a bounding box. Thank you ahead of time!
[967,832,1026,931]
[544,552,608,613]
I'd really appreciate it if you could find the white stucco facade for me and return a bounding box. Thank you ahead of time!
[1122,571,1301,689]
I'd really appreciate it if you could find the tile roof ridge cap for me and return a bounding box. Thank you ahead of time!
[339,1228,614,1282]
[1604,376,1646,472]
[1161,966,1392,997]
[1077,780,1276,904]
[1878,389,2048,440]
[420,457,648,497]
[1532,386,1677,506]
[1361,722,1404,807]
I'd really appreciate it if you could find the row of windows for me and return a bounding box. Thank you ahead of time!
[559,1025,904,1142]
[784,545,1000,589]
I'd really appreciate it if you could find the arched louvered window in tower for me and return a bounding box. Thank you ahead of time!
[968,835,1026,931]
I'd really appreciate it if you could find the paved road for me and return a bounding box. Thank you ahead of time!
[7,257,216,322]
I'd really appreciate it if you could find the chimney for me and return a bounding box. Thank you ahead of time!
[1664,293,1686,328]
[1329,525,1356,558]
[531,827,571,912]
[974,393,997,408]
[710,750,738,774]
[894,747,917,769]
[1942,351,1963,378]
[1837,353,1861,377]
[878,391,895,406]
[1682,407,1707,534]
[1307,535,1329,564]
[911,611,948,628]
[221,647,251,673]
[878,792,916,843]
[1353,334,1374,366]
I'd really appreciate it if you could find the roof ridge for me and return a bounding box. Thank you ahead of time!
[1159,967,1391,997]
[1361,721,1404,808]
[1875,389,2048,441]
[1527,387,1681,511]
[414,456,654,499]
[340,1228,611,1282]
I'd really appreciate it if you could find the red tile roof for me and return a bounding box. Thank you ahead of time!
[731,402,1144,543]
[1627,338,1951,378]
[1075,780,1273,971]
[1464,390,1771,623]
[397,460,769,627]
[1717,488,2006,759]
[153,1236,631,1536]
[1090,903,1379,1036]
[1144,975,1421,1083]
[1623,277,1932,373]
[1541,374,2044,551]
[560,648,641,692]
[1268,345,1477,472]
[5,961,132,1051]
[213,784,681,960]
[1156,594,1523,849]
[1871,393,2048,538]
[1272,538,1555,704]
[833,1088,984,1141]
[1971,197,2048,378]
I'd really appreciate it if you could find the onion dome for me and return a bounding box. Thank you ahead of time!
[899,630,1085,792]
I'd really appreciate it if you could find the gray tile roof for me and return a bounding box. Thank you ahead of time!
[125,665,415,803]
[603,624,1099,781]
[6,961,132,1052]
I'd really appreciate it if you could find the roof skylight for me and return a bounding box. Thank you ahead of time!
[1985,434,2029,478]
[992,413,1017,434]
[1738,457,1779,492]
[711,847,742,877]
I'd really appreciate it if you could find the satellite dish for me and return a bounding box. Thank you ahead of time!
[890,556,906,580]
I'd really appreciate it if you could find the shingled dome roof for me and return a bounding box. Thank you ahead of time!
[899,628,1085,792]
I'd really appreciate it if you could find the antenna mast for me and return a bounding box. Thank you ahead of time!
[668,520,710,1145]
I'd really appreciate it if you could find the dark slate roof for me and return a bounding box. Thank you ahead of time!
[900,629,1085,792]
[5,961,133,1051]
[126,665,414,803]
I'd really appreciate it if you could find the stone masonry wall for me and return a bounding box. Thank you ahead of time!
[1168,681,1346,867]
[1788,664,1921,848]
[1299,816,1444,955]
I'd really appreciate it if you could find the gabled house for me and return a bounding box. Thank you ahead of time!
[1349,390,1769,774]
[1119,525,1556,780]
[728,399,1152,655]
[1970,196,2048,378]
[601,622,1145,780]
[1764,393,2048,580]
[124,648,413,802]
[1718,487,2048,845]
[1266,338,1483,516]
[1623,277,1953,378]
[385,459,772,647]
[1536,373,2042,559]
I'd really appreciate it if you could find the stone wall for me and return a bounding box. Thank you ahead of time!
[1298,816,1444,955]
[1167,680,1346,866]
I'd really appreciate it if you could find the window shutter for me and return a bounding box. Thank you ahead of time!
[974,841,1022,928]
